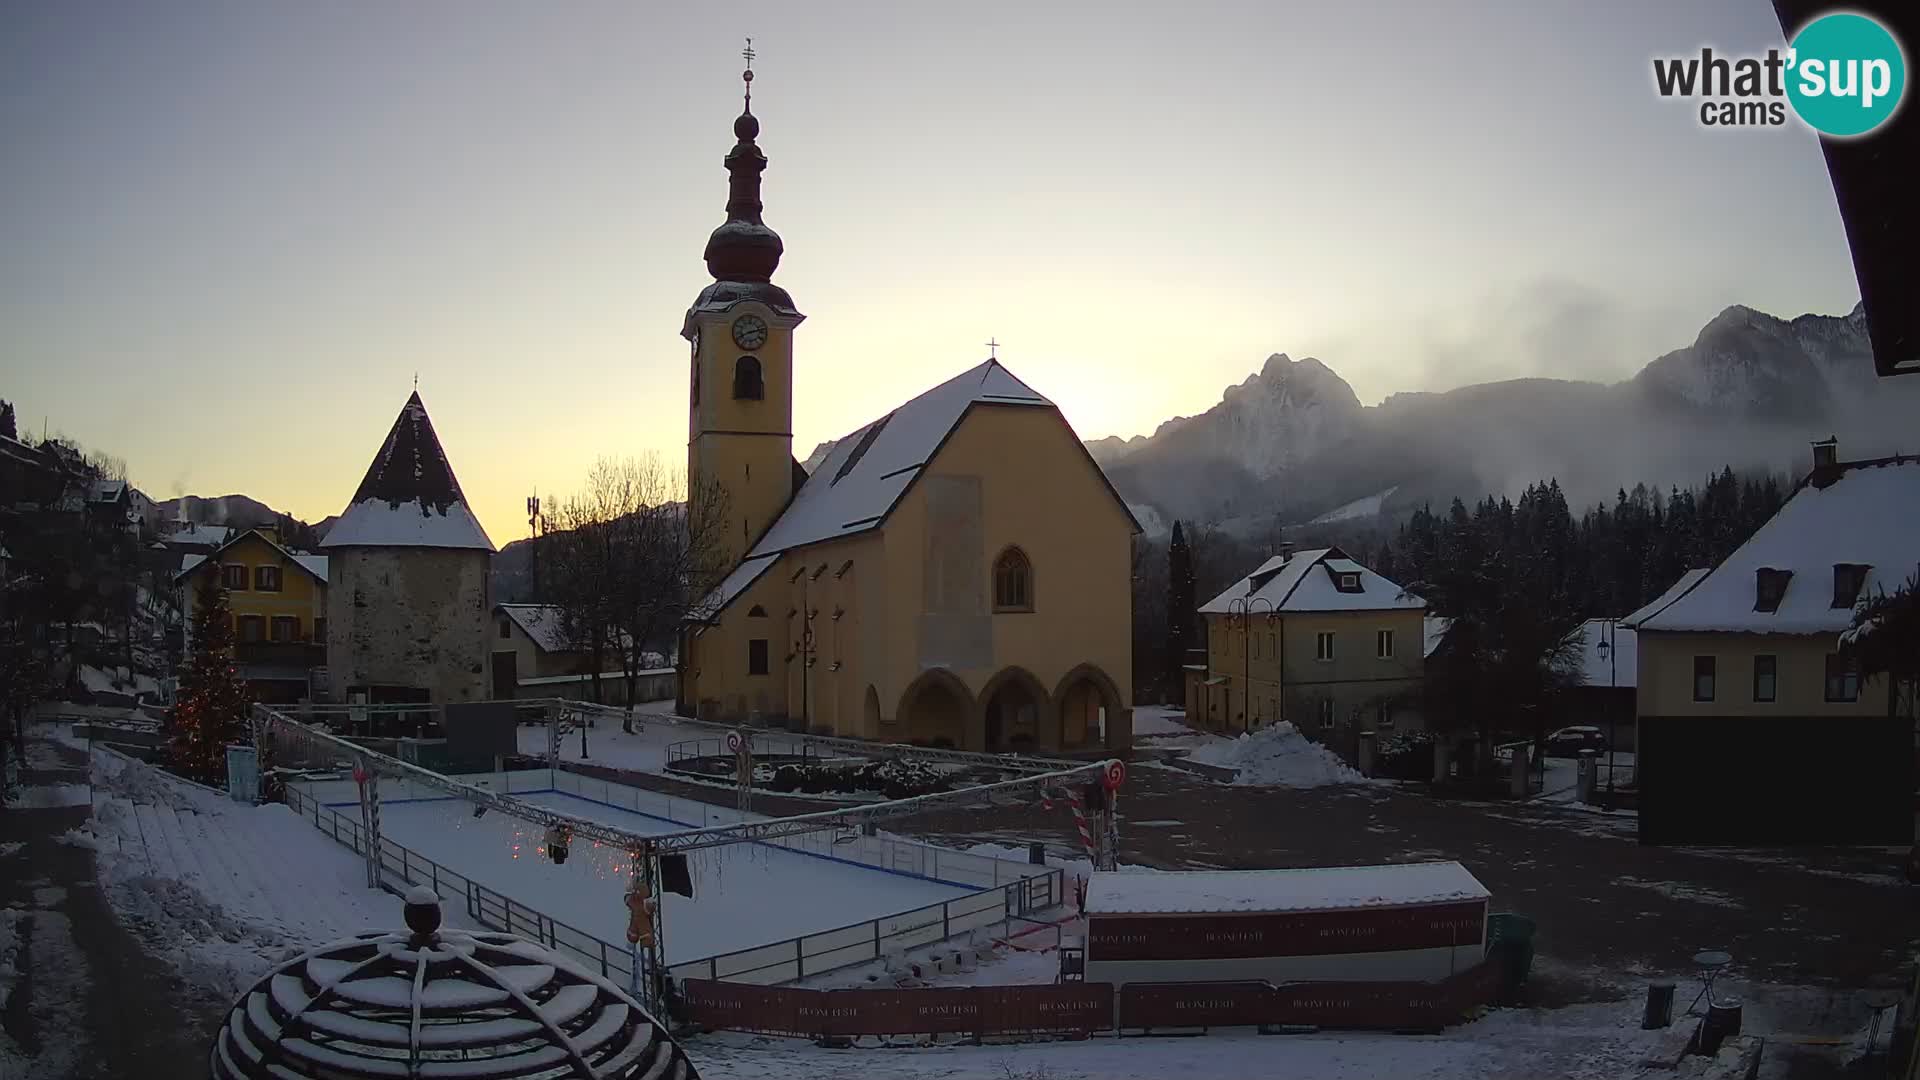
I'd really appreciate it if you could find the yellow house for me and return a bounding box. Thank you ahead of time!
[1627,444,1916,844]
[1194,547,1427,756]
[676,81,1137,753]
[176,527,328,702]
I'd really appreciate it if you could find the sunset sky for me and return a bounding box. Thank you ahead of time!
[1,1,1863,543]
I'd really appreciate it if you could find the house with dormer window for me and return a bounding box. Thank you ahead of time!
[1192,547,1427,757]
[1629,439,1917,844]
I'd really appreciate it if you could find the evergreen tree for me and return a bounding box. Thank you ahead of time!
[168,573,252,786]
[1166,521,1196,694]
[1840,570,1920,722]
[0,399,15,440]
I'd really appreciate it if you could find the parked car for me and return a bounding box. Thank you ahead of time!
[1543,725,1609,757]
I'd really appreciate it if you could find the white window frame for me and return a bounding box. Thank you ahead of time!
[1376,628,1394,659]
[1315,631,1335,662]
[1318,698,1335,729]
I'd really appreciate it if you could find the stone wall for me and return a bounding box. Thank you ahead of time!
[325,546,490,704]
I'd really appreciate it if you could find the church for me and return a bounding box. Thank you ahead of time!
[677,62,1136,754]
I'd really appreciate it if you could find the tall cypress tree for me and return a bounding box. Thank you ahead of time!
[1166,521,1196,699]
[168,574,253,786]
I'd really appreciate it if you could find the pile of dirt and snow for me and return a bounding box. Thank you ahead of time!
[1184,722,1375,788]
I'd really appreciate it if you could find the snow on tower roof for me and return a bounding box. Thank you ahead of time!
[1636,457,1920,635]
[1085,862,1489,916]
[1199,548,1425,614]
[321,392,494,551]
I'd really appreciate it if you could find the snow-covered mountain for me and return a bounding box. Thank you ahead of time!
[1097,302,1917,536]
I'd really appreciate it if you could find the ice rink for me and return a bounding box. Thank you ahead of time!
[351,788,978,965]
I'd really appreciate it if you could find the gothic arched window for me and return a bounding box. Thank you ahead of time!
[733,356,764,400]
[992,546,1033,612]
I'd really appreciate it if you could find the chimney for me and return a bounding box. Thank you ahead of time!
[1810,436,1838,470]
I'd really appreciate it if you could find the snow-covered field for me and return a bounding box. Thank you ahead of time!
[361,788,979,965]
[1185,722,1379,788]
[66,749,436,999]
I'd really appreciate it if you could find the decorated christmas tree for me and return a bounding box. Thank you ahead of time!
[168,572,253,786]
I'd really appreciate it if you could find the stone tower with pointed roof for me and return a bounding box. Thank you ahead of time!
[322,392,496,706]
[677,64,1138,753]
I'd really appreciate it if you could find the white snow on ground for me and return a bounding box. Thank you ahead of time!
[1129,706,1193,738]
[1309,485,1399,525]
[0,906,90,1080]
[9,784,91,809]
[683,995,1676,1080]
[1615,877,1744,910]
[79,664,161,699]
[517,712,677,773]
[70,749,434,1000]
[1185,722,1378,788]
[365,789,977,965]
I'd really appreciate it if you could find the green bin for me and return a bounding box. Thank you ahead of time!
[1485,913,1536,995]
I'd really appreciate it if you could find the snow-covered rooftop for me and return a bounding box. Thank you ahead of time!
[176,531,328,584]
[321,392,494,552]
[1637,457,1920,635]
[495,603,631,654]
[696,553,778,621]
[1199,548,1426,615]
[744,360,1055,559]
[1085,861,1489,916]
[165,522,232,547]
[1619,568,1710,629]
[1562,618,1635,689]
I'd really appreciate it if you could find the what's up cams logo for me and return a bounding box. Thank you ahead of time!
[1653,11,1906,136]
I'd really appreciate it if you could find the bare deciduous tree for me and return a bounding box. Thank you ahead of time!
[546,456,731,732]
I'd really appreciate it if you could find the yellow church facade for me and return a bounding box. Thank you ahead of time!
[676,74,1135,753]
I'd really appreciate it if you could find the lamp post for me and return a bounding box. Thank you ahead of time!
[1227,596,1275,735]
[1596,620,1617,795]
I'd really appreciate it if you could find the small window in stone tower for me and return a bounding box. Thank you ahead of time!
[993,547,1033,612]
[733,356,764,400]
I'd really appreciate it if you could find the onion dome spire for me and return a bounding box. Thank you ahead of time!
[703,38,783,283]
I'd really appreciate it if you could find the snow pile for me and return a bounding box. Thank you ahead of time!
[73,751,418,999]
[1185,722,1375,788]
[1130,706,1193,738]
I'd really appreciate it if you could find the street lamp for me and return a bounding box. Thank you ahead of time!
[1227,596,1275,735]
[1596,620,1617,795]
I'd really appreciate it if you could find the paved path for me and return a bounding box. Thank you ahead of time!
[1,734,227,1080]
[905,761,1917,993]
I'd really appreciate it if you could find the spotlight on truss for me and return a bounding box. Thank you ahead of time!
[472,805,487,819]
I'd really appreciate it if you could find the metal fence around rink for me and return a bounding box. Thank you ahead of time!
[281,774,1062,989]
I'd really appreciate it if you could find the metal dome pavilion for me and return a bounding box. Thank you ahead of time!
[209,888,695,1080]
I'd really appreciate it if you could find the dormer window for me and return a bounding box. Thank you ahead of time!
[1831,564,1869,609]
[1338,573,1361,592]
[1753,568,1792,613]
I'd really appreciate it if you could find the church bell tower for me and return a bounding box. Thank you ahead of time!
[683,41,804,565]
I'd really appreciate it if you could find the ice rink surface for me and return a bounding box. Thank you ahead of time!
[353,789,976,964]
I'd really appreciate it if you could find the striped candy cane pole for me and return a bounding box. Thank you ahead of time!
[1066,787,1095,857]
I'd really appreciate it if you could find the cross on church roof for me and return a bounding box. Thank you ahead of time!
[742,37,755,109]
[986,338,1000,359]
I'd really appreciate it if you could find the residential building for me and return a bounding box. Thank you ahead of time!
[490,603,668,705]
[1629,441,1917,844]
[677,82,1136,753]
[321,392,495,708]
[176,527,328,703]
[1194,547,1427,757]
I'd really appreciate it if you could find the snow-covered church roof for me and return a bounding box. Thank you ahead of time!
[321,392,494,552]
[1199,547,1425,615]
[692,359,1136,619]
[1637,456,1920,635]
[748,359,1054,558]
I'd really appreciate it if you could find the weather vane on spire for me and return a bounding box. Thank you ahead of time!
[742,37,755,111]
